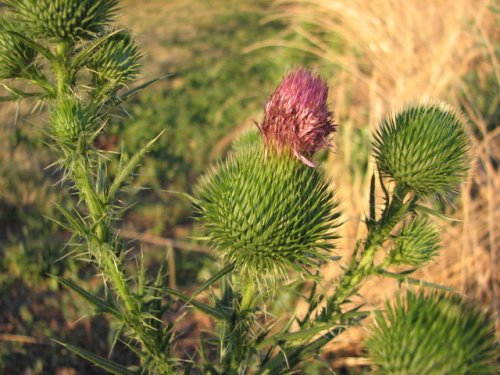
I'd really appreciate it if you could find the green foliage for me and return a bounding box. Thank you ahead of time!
[195,132,341,278]
[373,103,471,199]
[388,217,441,267]
[0,18,37,78]
[0,0,491,373]
[366,290,498,375]
[5,0,119,41]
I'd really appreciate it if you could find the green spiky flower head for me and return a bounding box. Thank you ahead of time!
[51,97,90,141]
[195,132,340,279]
[388,217,441,267]
[373,103,471,199]
[87,30,141,87]
[366,291,498,374]
[5,0,118,41]
[0,18,37,79]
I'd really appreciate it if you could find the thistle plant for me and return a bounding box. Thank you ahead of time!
[1,1,497,374]
[366,291,498,374]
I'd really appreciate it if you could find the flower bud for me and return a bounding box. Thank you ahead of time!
[0,18,37,79]
[195,132,340,279]
[366,291,497,374]
[6,0,118,41]
[51,97,90,141]
[87,30,141,87]
[388,218,440,267]
[259,68,336,167]
[373,103,471,199]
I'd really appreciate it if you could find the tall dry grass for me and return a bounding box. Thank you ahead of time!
[249,0,499,358]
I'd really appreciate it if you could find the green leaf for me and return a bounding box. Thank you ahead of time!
[378,269,456,292]
[72,28,124,70]
[109,75,171,106]
[0,84,45,101]
[54,276,121,318]
[54,204,88,237]
[190,263,234,299]
[5,30,55,63]
[54,340,138,375]
[163,287,227,320]
[257,320,340,348]
[107,130,165,202]
[414,204,461,222]
[369,172,376,222]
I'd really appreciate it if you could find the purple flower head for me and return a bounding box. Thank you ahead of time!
[259,68,336,167]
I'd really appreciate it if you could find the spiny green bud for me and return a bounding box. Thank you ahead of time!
[5,0,118,41]
[388,218,440,267]
[0,18,37,79]
[195,132,341,279]
[87,30,141,87]
[51,97,90,141]
[373,103,471,199]
[366,291,498,375]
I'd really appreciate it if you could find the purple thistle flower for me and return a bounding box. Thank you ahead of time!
[259,68,336,167]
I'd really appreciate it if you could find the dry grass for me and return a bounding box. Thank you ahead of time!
[259,0,499,356]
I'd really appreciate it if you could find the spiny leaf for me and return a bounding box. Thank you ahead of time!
[53,340,138,375]
[163,287,227,320]
[190,263,234,300]
[107,130,165,202]
[54,276,121,318]
[72,28,124,69]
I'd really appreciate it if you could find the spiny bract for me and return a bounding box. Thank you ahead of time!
[0,18,37,79]
[5,0,119,41]
[366,290,498,375]
[388,217,440,267]
[51,97,90,141]
[195,132,341,278]
[87,30,141,87]
[373,103,470,199]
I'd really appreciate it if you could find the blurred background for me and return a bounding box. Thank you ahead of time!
[0,0,497,373]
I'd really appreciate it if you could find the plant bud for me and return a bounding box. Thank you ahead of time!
[373,103,471,199]
[388,218,440,267]
[259,68,336,167]
[366,291,497,374]
[0,18,37,79]
[87,30,141,87]
[6,0,118,41]
[51,97,89,141]
[195,132,340,279]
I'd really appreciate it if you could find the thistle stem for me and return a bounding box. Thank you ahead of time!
[324,184,409,317]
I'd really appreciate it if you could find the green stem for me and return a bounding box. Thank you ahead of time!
[48,38,178,374]
[324,184,409,317]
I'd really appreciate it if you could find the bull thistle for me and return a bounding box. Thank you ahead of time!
[373,103,471,199]
[1,0,497,373]
[196,69,340,281]
[367,291,498,374]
